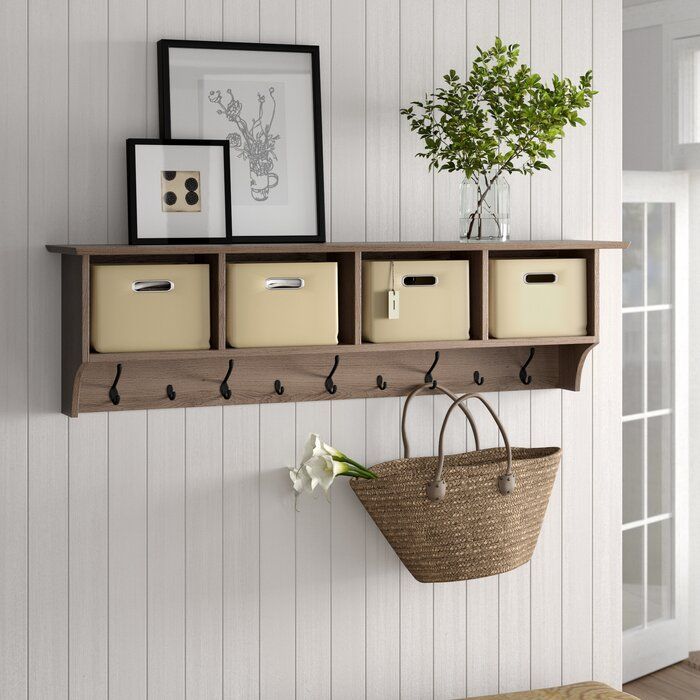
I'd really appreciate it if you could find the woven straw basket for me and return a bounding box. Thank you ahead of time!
[350,384,561,583]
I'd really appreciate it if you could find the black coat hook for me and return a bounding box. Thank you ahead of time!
[166,384,176,401]
[274,379,285,396]
[424,351,440,388]
[473,370,485,386]
[519,347,535,385]
[220,359,234,400]
[376,375,388,390]
[325,355,340,395]
[109,364,122,405]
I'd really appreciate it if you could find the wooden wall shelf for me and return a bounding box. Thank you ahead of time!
[48,240,627,417]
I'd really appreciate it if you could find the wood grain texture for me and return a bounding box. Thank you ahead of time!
[27,0,70,696]
[69,344,593,416]
[623,661,700,700]
[0,1,28,695]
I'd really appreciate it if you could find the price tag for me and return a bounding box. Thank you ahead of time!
[388,290,400,319]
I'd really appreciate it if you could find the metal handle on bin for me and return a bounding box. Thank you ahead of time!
[132,280,174,292]
[265,277,305,290]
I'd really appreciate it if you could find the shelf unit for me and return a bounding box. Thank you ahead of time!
[47,240,627,417]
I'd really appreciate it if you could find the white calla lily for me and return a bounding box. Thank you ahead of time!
[291,434,378,499]
[289,465,313,494]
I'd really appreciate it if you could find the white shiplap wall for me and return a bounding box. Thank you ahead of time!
[0,0,622,697]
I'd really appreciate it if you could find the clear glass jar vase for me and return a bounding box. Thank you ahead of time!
[459,170,510,242]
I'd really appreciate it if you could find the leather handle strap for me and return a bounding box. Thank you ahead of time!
[400,383,480,457]
[427,392,514,501]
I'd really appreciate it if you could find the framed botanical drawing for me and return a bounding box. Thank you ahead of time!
[158,39,325,243]
[126,138,232,245]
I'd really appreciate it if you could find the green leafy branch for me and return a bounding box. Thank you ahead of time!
[400,37,596,237]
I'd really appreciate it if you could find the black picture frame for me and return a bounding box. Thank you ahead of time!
[127,138,232,246]
[157,39,326,244]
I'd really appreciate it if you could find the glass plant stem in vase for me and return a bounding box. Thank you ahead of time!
[460,169,510,242]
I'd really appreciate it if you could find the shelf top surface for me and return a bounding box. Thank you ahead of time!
[47,239,628,256]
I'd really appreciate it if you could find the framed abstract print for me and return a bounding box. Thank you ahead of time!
[158,40,326,243]
[126,139,232,245]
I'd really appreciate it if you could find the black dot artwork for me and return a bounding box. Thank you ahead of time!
[185,191,199,206]
[163,191,177,206]
[162,171,177,181]
[184,177,199,192]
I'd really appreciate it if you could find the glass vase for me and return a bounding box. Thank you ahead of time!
[459,170,510,242]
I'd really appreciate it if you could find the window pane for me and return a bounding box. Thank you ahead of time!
[624,312,645,415]
[648,310,673,411]
[647,203,673,306]
[648,414,672,517]
[623,203,645,307]
[624,420,645,524]
[648,519,672,623]
[624,527,645,631]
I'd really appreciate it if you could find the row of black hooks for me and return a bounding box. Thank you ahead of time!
[108,348,536,405]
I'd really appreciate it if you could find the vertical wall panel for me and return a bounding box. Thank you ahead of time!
[27,0,69,696]
[331,0,365,241]
[297,0,331,236]
[0,0,28,696]
[592,0,623,688]
[259,403,296,699]
[528,0,564,690]
[147,409,186,699]
[529,390,563,689]
[466,393,501,697]
[400,0,434,241]
[330,400,367,699]
[109,412,148,699]
[69,415,109,700]
[223,405,260,700]
[185,407,224,699]
[499,0,531,242]
[224,0,260,41]
[433,0,467,242]
[497,393,531,693]
[366,0,400,241]
[433,394,467,700]
[147,0,185,136]
[562,0,594,685]
[295,402,332,699]
[399,394,434,699]
[261,0,295,42]
[365,397,401,700]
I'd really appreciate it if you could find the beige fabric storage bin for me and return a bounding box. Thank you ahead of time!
[91,263,210,352]
[362,260,470,342]
[489,257,588,338]
[227,262,338,347]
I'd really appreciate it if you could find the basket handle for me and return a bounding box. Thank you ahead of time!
[427,392,514,501]
[401,383,480,457]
